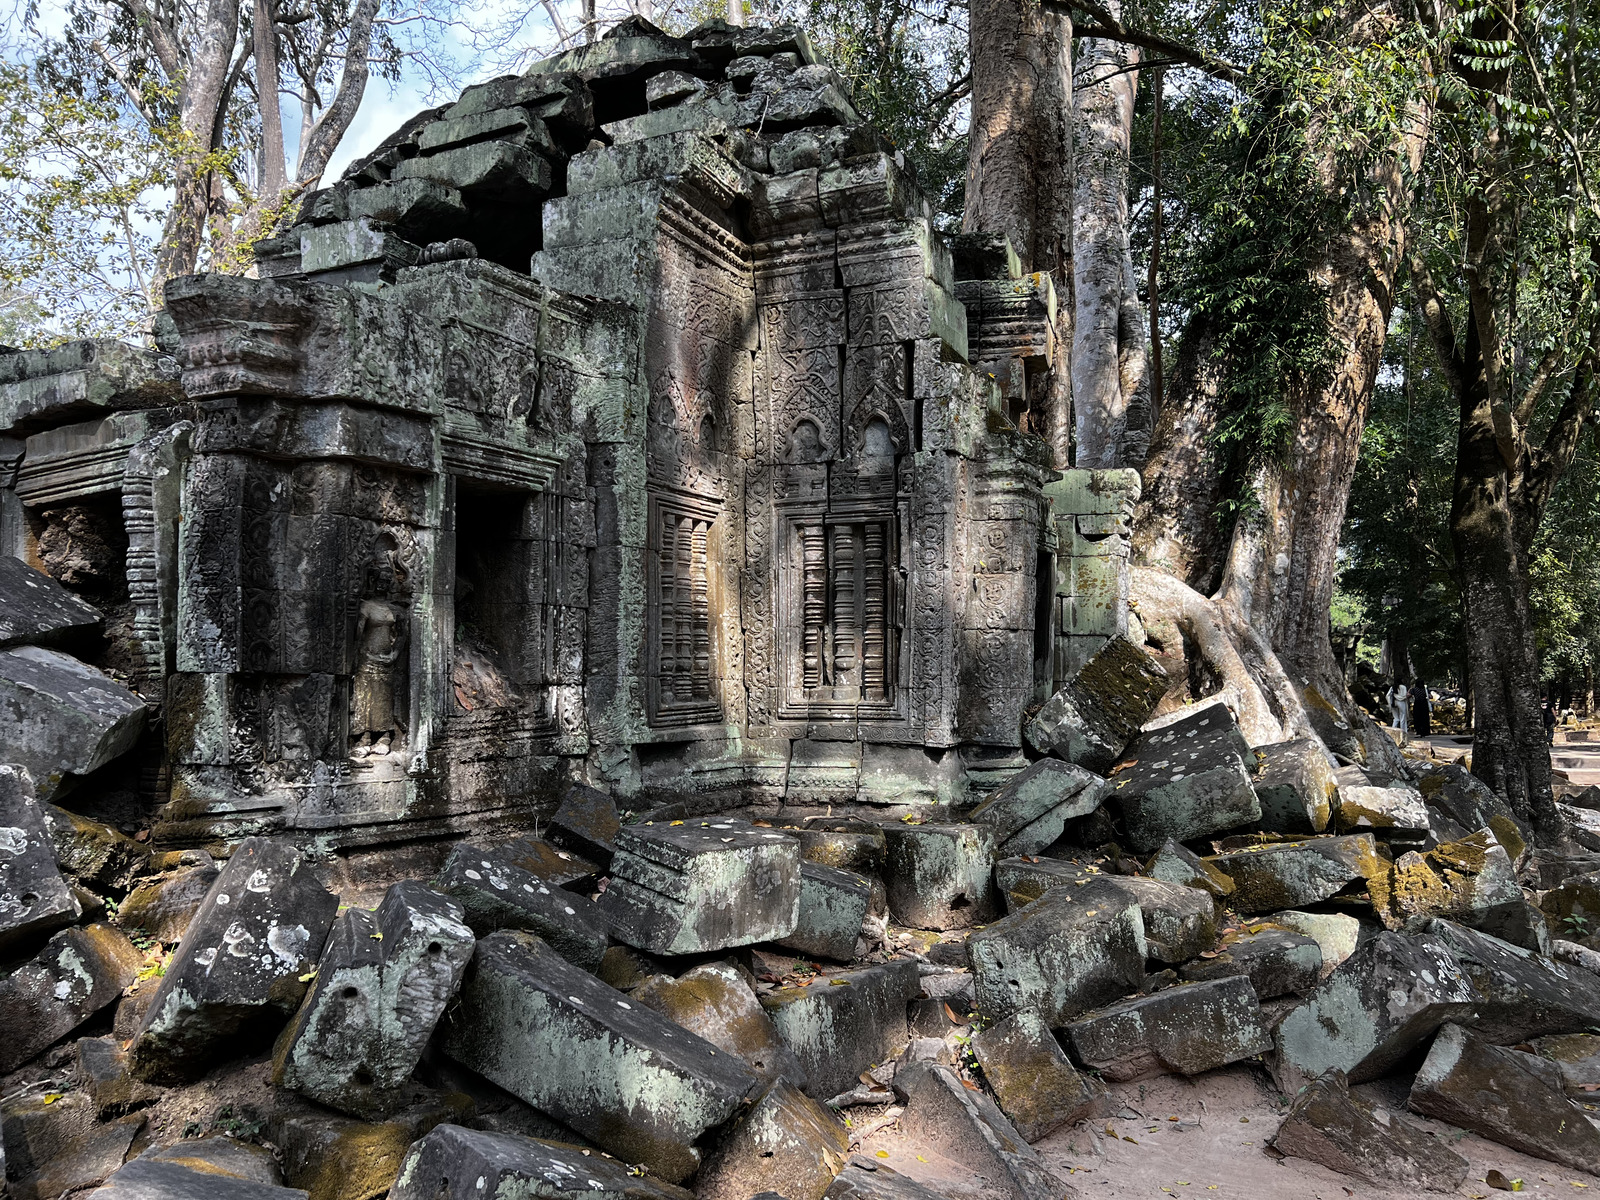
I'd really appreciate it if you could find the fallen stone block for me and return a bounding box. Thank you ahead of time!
[908,995,961,1036]
[87,1157,309,1198]
[696,1079,851,1200]
[1412,1023,1600,1174]
[436,843,608,971]
[994,855,1092,909]
[493,833,600,887]
[1024,636,1169,773]
[1368,830,1534,945]
[596,943,664,991]
[597,818,801,954]
[1105,875,1215,965]
[971,1008,1107,1142]
[138,1136,286,1186]
[117,856,220,944]
[4,1091,144,1200]
[1179,926,1321,998]
[967,760,1106,856]
[1336,778,1430,833]
[967,879,1146,1026]
[1206,834,1382,914]
[1271,1069,1468,1192]
[631,960,807,1088]
[1064,976,1272,1081]
[1267,909,1360,978]
[0,645,147,800]
[882,822,998,930]
[46,805,149,890]
[1528,1032,1600,1095]
[0,555,102,648]
[273,879,475,1117]
[775,861,872,961]
[760,958,920,1101]
[1273,930,1478,1088]
[1541,868,1600,939]
[824,1158,951,1200]
[1427,918,1600,1042]
[1250,738,1336,834]
[1109,707,1261,852]
[1142,838,1234,898]
[796,817,887,873]
[76,1035,161,1118]
[550,782,621,864]
[899,1064,1065,1200]
[390,1123,693,1200]
[1419,763,1527,844]
[276,1093,474,1200]
[441,931,756,1182]
[0,762,80,954]
[131,836,339,1083]
[2,922,144,1072]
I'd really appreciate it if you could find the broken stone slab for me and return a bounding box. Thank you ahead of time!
[1266,909,1361,978]
[273,879,475,1118]
[441,931,757,1182]
[1206,833,1382,914]
[971,1008,1108,1142]
[138,1136,286,1187]
[390,1123,694,1200]
[492,834,600,887]
[631,960,808,1088]
[45,805,149,890]
[760,958,920,1101]
[823,1158,952,1200]
[966,760,1106,856]
[117,857,220,944]
[994,854,1092,909]
[1179,926,1322,998]
[796,817,887,873]
[597,818,801,954]
[1426,918,1600,1042]
[436,843,608,971]
[1024,636,1169,774]
[4,1091,145,1200]
[1419,763,1528,845]
[76,1035,162,1119]
[1368,829,1536,947]
[550,782,621,864]
[899,1064,1065,1200]
[1411,1023,1600,1174]
[2,922,144,1072]
[774,861,872,961]
[967,879,1146,1026]
[0,555,102,648]
[882,822,998,930]
[1336,778,1430,833]
[1142,838,1234,898]
[0,762,80,954]
[1109,706,1261,852]
[1273,930,1478,1089]
[1103,874,1216,965]
[1064,976,1273,1081]
[1271,1069,1467,1192]
[696,1079,851,1200]
[0,646,148,800]
[131,836,340,1083]
[1250,738,1336,834]
[274,1092,475,1200]
[86,1157,310,1199]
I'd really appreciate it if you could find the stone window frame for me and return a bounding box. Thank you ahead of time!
[645,487,725,729]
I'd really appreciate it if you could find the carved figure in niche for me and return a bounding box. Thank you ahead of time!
[861,416,896,460]
[785,419,827,463]
[350,534,410,759]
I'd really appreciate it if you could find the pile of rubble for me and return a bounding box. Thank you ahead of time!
[9,613,1600,1199]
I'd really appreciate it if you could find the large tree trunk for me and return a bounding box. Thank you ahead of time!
[1072,26,1146,467]
[965,0,1074,464]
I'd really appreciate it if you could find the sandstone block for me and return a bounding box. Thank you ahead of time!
[967,880,1146,1026]
[1272,1070,1467,1192]
[796,817,887,873]
[882,822,998,930]
[0,555,102,648]
[138,1136,286,1186]
[0,646,147,800]
[1267,909,1360,978]
[1103,874,1216,964]
[118,859,220,944]
[273,880,475,1117]
[1206,834,1382,914]
[1179,927,1321,998]
[760,959,920,1100]
[1411,1023,1600,1174]
[597,818,801,954]
[971,1008,1107,1142]
[1110,707,1260,852]
[441,931,756,1182]
[1065,976,1272,1081]
[46,805,149,890]
[775,861,872,961]
[1,922,143,1072]
[0,762,80,954]
[492,834,600,887]
[1336,779,1430,833]
[1142,838,1234,898]
[276,1094,474,1200]
[1250,738,1336,833]
[967,760,1106,856]
[1529,1032,1600,1095]
[899,1064,1064,1200]
[550,782,621,864]
[1024,636,1169,773]
[1427,918,1600,1041]
[75,1035,161,1118]
[631,960,807,1088]
[86,1157,309,1198]
[994,855,1092,909]
[696,1079,851,1200]
[390,1123,694,1200]
[4,1091,144,1200]
[1368,830,1531,943]
[824,1158,951,1200]
[131,837,339,1083]
[1273,931,1477,1088]
[437,843,608,971]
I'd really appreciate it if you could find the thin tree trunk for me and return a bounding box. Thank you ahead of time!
[254,0,286,202]
[295,0,381,186]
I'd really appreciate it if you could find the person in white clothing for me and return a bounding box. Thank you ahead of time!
[1387,680,1410,740]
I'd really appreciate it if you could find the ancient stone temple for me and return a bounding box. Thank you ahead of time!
[0,18,1138,854]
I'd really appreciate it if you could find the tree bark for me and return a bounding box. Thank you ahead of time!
[1072,24,1146,467]
[295,0,381,186]
[965,0,1074,465]
[253,0,286,202]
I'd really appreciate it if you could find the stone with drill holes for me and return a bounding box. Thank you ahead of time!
[882,823,998,930]
[436,842,608,971]
[1109,707,1261,852]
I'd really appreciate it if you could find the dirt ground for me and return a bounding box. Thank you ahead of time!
[859,1064,1600,1200]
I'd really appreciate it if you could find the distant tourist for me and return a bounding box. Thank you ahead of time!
[1412,680,1431,738]
[1546,699,1558,745]
[1387,680,1410,740]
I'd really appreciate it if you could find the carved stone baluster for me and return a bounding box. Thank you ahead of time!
[675,514,693,695]
[802,522,826,689]
[691,518,711,700]
[660,514,678,704]
[832,524,858,693]
[863,522,886,700]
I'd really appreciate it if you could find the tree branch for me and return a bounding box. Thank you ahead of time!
[1408,250,1470,399]
[1513,346,1565,428]
[1043,0,1244,83]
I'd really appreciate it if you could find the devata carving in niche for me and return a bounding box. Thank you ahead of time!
[350,533,410,760]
